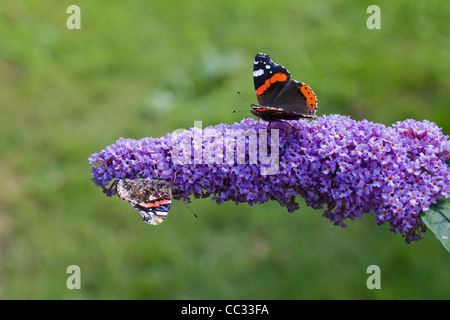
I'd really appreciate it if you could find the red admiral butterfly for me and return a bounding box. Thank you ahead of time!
[251,53,318,121]
[116,178,182,225]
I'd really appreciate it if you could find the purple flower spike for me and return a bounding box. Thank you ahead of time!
[89,115,450,243]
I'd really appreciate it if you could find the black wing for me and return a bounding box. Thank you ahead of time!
[270,80,318,117]
[253,53,291,106]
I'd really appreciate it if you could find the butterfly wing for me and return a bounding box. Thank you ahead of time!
[117,178,174,225]
[270,80,318,118]
[131,202,171,226]
[253,53,290,107]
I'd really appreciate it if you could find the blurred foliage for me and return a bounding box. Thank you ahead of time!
[0,0,449,299]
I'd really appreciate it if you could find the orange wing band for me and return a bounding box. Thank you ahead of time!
[142,198,171,208]
[256,73,288,96]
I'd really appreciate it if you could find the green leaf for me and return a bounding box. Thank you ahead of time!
[420,198,450,253]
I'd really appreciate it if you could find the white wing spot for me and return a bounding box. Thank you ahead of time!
[253,69,264,77]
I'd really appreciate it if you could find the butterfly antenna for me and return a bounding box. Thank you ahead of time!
[182,201,198,219]
[170,168,197,219]
[232,91,253,113]
[236,90,253,104]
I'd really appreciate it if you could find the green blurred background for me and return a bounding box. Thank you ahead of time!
[0,0,449,299]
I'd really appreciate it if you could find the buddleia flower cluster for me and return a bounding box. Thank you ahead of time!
[89,114,450,243]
